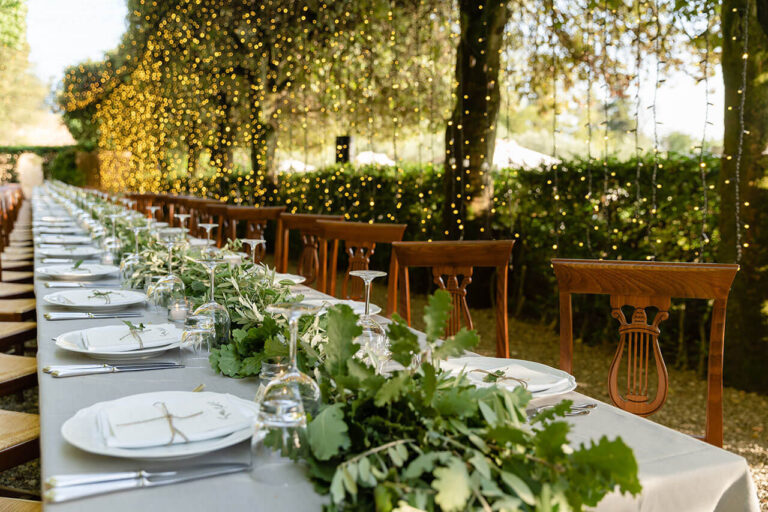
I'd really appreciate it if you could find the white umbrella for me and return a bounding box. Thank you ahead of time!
[278,159,316,173]
[354,151,395,167]
[492,139,560,170]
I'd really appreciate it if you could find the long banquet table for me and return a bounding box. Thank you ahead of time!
[32,188,760,511]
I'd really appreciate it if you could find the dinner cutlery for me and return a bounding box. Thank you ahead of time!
[45,282,120,288]
[42,362,180,374]
[44,463,251,503]
[44,312,142,321]
[527,402,597,419]
[48,362,184,378]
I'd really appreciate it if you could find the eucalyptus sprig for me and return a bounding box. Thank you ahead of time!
[72,259,85,269]
[88,290,113,304]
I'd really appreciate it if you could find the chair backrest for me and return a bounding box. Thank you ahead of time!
[277,213,344,287]
[387,240,515,358]
[317,220,406,299]
[183,197,216,236]
[225,206,285,263]
[552,258,739,447]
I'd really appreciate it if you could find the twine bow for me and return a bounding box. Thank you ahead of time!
[470,369,529,389]
[115,401,203,445]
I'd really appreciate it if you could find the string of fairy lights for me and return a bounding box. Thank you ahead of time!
[58,0,746,261]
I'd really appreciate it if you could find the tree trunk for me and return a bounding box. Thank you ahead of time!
[719,0,768,391]
[210,92,234,172]
[442,0,509,238]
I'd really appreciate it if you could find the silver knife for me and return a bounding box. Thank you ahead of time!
[43,362,180,374]
[44,312,143,320]
[44,463,251,503]
[51,363,184,378]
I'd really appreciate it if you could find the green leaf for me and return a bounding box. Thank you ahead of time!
[432,457,472,512]
[239,355,262,376]
[215,345,241,377]
[403,451,451,479]
[330,468,345,504]
[572,436,642,500]
[374,372,409,407]
[423,289,451,342]
[432,328,478,361]
[307,403,350,461]
[500,471,535,505]
[387,320,420,367]
[263,336,289,358]
[324,305,362,377]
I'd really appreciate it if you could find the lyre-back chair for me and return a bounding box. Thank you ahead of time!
[225,206,285,263]
[387,240,515,358]
[317,220,406,298]
[552,258,739,447]
[277,213,345,288]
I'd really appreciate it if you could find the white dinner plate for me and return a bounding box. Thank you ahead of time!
[301,298,381,316]
[37,234,92,245]
[43,288,145,311]
[441,357,577,399]
[37,246,101,258]
[40,216,71,223]
[274,272,306,285]
[54,324,181,360]
[62,391,260,461]
[37,263,118,281]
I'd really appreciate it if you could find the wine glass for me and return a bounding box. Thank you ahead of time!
[349,270,388,373]
[241,238,266,266]
[147,205,161,224]
[263,302,322,416]
[119,225,146,287]
[198,222,219,257]
[250,380,308,485]
[191,257,230,346]
[174,213,191,240]
[147,229,185,309]
[180,313,215,367]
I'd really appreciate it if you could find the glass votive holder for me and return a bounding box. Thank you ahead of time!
[168,298,190,324]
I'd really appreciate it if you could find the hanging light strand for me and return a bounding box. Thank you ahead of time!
[697,8,712,260]
[733,0,750,262]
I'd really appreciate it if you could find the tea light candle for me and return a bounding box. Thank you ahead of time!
[168,300,189,323]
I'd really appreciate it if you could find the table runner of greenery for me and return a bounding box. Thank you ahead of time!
[63,184,640,511]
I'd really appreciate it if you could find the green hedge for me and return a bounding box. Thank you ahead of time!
[154,153,722,373]
[0,145,83,184]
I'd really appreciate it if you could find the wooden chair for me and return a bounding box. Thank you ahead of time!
[225,206,285,263]
[277,213,344,287]
[0,409,39,475]
[0,323,36,355]
[0,497,40,511]
[551,259,739,447]
[182,197,216,237]
[317,220,406,299]
[0,300,36,322]
[387,240,515,358]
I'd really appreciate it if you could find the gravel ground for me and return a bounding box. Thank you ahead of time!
[2,286,765,509]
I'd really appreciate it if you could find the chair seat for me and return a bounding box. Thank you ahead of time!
[3,247,33,256]
[0,497,40,512]
[0,354,35,383]
[7,241,32,248]
[1,261,32,271]
[1,253,33,262]
[0,300,35,322]
[0,284,34,299]
[1,272,33,284]
[0,410,38,452]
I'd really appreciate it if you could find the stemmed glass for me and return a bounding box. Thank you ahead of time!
[147,229,186,310]
[263,302,322,415]
[174,213,191,241]
[119,225,146,287]
[241,238,266,266]
[147,206,161,225]
[198,222,218,257]
[180,314,215,367]
[349,270,388,372]
[192,257,230,346]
